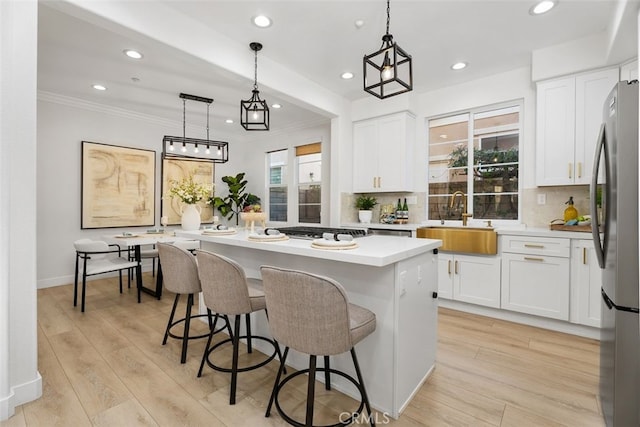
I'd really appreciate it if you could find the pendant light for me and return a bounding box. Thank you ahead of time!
[163,93,229,163]
[240,42,269,131]
[363,0,413,99]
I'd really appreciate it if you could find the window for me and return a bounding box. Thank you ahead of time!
[266,142,323,224]
[268,150,287,222]
[297,143,322,223]
[428,103,521,222]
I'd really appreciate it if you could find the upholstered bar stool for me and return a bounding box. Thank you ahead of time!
[195,250,282,405]
[157,243,227,364]
[260,266,377,427]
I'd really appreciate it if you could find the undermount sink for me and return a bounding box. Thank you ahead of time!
[416,226,497,255]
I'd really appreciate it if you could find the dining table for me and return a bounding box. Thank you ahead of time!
[102,231,189,300]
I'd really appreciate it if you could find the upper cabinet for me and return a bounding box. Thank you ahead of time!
[536,68,618,186]
[353,111,415,193]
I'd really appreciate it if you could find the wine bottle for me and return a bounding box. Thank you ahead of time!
[396,199,402,223]
[402,198,409,223]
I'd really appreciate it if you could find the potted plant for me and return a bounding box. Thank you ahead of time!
[210,173,261,226]
[355,195,377,224]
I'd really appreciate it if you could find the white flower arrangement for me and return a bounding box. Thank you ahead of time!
[166,175,212,205]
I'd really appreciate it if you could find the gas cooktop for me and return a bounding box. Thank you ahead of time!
[270,226,368,240]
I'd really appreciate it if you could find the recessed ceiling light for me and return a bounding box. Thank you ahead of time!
[354,19,365,29]
[451,62,467,70]
[92,84,107,91]
[272,103,282,109]
[123,49,143,59]
[253,15,272,28]
[530,0,557,15]
[341,72,354,79]
[439,134,448,139]
[225,119,234,124]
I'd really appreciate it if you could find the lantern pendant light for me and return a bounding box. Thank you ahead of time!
[240,42,270,131]
[363,0,413,99]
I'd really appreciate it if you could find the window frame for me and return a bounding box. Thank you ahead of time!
[426,100,523,225]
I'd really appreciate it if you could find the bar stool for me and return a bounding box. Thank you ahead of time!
[157,243,227,363]
[195,249,282,405]
[260,265,376,427]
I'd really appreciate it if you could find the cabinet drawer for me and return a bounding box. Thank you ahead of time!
[500,235,570,258]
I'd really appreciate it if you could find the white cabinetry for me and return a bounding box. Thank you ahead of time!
[570,239,602,327]
[353,111,415,193]
[437,253,500,308]
[536,68,618,186]
[501,236,570,320]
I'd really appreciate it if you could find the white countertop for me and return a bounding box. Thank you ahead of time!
[342,222,419,231]
[177,230,441,267]
[494,226,595,239]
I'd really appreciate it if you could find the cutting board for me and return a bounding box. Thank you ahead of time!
[549,224,593,232]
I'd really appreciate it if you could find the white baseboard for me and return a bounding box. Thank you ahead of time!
[0,372,42,421]
[38,265,155,289]
[438,299,601,340]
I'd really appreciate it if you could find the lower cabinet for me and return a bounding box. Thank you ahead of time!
[570,239,603,327]
[438,253,501,308]
[500,235,571,321]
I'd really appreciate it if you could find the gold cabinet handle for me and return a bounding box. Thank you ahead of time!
[448,259,451,274]
[524,257,544,262]
[454,260,459,274]
[373,177,377,188]
[568,162,573,179]
[524,244,544,249]
[578,162,582,178]
[583,247,587,265]
[378,177,381,188]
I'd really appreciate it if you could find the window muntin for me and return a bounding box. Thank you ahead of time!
[428,104,521,221]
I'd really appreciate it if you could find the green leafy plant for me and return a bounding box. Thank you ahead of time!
[355,195,377,210]
[210,173,261,225]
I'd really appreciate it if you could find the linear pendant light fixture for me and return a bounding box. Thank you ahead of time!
[363,0,413,99]
[240,42,269,131]
[163,93,229,163]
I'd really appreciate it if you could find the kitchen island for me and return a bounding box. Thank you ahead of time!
[177,230,441,418]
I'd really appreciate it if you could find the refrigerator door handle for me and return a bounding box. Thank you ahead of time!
[601,287,640,314]
[591,123,607,269]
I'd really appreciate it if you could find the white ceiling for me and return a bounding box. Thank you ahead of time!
[37,1,636,138]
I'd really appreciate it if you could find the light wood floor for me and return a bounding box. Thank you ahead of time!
[2,274,605,426]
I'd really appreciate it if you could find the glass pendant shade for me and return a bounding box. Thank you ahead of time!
[363,0,413,99]
[240,42,270,131]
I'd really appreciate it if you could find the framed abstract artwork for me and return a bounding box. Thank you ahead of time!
[81,141,156,229]
[161,157,215,225]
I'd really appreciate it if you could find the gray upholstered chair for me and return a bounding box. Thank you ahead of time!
[195,249,282,405]
[260,265,376,427]
[73,239,140,312]
[157,243,222,364]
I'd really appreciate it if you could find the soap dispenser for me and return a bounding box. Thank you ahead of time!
[564,196,578,222]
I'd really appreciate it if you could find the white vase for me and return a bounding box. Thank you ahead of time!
[180,204,202,231]
[358,210,373,224]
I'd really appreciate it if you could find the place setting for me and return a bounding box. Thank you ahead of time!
[247,228,289,242]
[310,232,358,250]
[202,224,237,236]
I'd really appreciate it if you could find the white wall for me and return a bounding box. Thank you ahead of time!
[0,0,41,420]
[36,96,331,288]
[226,123,332,224]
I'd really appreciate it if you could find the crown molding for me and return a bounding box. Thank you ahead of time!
[37,90,182,128]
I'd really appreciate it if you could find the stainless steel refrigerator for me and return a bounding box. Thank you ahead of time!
[591,80,640,427]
